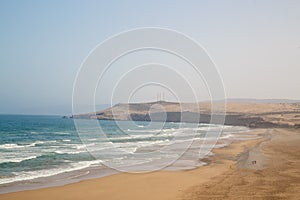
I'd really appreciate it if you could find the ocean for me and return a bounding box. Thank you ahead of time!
[0,114,249,193]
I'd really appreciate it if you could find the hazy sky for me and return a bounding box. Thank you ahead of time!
[0,0,299,114]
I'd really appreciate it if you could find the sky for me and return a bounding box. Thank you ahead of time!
[0,0,299,115]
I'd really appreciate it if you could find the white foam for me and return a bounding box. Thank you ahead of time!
[54,149,86,155]
[0,141,46,150]
[0,160,102,185]
[0,144,23,149]
[28,141,45,147]
[0,156,38,164]
[52,132,71,135]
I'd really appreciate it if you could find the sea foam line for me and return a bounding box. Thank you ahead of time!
[0,160,102,185]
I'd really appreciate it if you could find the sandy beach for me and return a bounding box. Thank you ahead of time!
[1,1,300,199]
[1,128,299,200]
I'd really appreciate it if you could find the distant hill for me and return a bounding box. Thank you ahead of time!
[75,100,300,128]
[224,98,300,104]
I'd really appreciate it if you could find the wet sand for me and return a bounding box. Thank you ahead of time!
[182,128,300,200]
[1,128,299,200]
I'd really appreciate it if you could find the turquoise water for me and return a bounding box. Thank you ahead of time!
[0,115,248,187]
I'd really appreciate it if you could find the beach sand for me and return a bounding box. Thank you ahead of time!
[1,128,299,200]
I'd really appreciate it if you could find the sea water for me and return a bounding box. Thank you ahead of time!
[0,114,249,192]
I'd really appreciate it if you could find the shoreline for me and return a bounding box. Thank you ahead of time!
[0,128,278,199]
[0,125,249,194]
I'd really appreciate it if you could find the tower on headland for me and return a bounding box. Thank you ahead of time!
[156,92,166,102]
